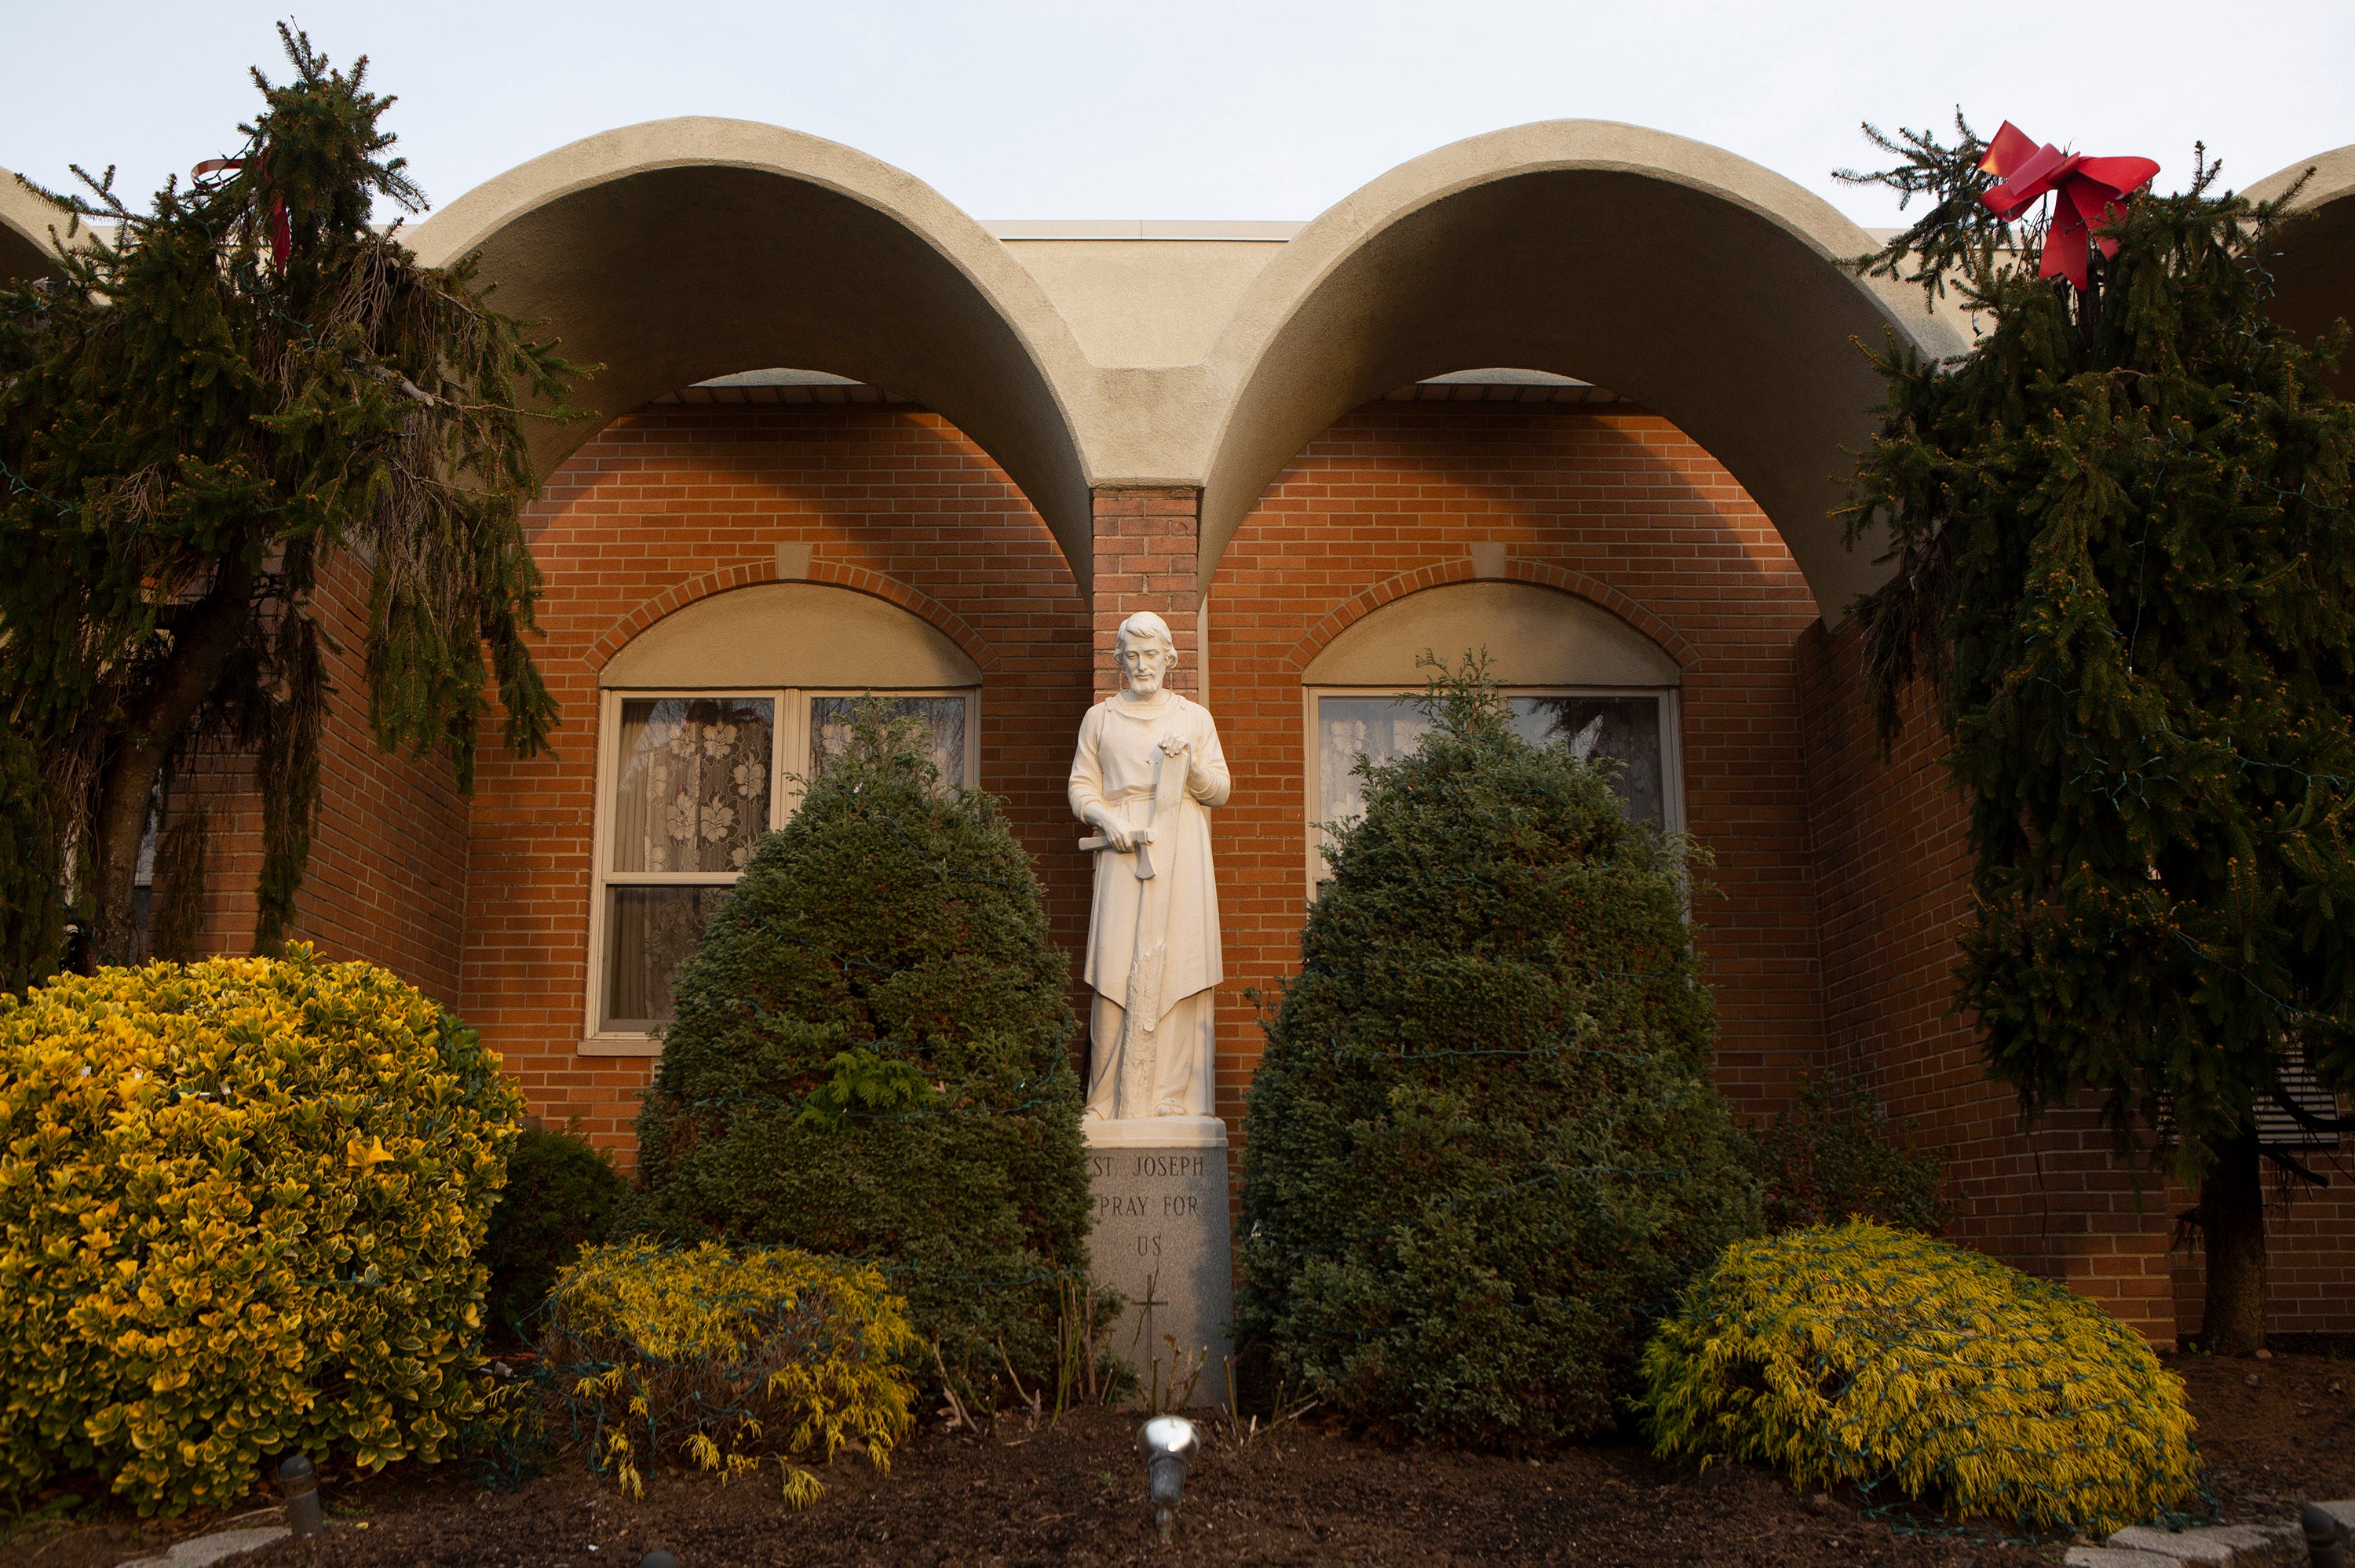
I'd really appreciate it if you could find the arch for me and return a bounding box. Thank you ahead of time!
[598,580,982,689]
[408,119,1098,588]
[2249,143,2355,400]
[0,168,60,283]
[1196,122,1969,619]
[590,563,992,680]
[1300,578,1681,688]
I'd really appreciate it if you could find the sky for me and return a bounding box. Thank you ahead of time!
[2,2,2350,232]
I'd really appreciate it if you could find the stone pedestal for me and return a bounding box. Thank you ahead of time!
[1084,1115,1232,1409]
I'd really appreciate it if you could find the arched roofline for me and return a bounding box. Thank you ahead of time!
[2248,142,2355,399]
[407,119,1100,589]
[1196,121,1969,618]
[0,169,64,283]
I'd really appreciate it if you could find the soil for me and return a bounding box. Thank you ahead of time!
[6,1350,2352,1568]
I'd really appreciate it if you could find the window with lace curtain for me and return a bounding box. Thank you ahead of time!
[588,688,975,1045]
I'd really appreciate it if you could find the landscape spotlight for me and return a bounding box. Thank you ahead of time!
[1137,1415,1201,1544]
[2305,1506,2348,1568]
[278,1455,324,1536]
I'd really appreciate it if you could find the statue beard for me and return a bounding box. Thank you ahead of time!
[1123,658,1170,699]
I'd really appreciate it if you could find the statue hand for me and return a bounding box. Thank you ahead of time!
[1157,733,1189,758]
[1090,808,1136,852]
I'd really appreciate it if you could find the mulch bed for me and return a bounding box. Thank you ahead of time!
[8,1350,2353,1568]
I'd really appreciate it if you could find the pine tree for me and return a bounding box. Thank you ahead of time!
[1839,116,2355,1353]
[1236,660,1754,1444]
[0,26,582,984]
[629,706,1091,1393]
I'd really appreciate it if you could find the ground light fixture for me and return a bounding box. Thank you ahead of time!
[278,1456,324,1535]
[2306,1506,2350,1568]
[1137,1415,1202,1544]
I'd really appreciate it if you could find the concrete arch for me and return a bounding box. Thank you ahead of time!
[1195,121,1970,618]
[2249,143,2355,399]
[407,119,1099,587]
[0,169,60,283]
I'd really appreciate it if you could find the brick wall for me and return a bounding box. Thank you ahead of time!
[1093,487,1200,698]
[249,391,2355,1338]
[458,406,1094,1153]
[1797,616,2182,1340]
[183,548,473,1007]
[2177,1180,2355,1340]
[1800,614,2355,1340]
[1203,403,1830,1129]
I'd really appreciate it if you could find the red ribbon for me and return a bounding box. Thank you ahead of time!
[1977,121,2159,292]
[193,156,291,271]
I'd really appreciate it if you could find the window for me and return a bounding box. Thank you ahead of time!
[1307,687,1681,890]
[587,688,977,1047]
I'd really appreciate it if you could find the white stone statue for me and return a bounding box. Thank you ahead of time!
[1069,611,1230,1123]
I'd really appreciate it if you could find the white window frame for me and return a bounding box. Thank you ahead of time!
[583,686,980,1055]
[1302,684,1684,899]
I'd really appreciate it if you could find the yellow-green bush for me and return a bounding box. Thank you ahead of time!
[0,949,523,1515]
[1641,1222,2199,1534]
[545,1241,918,1506]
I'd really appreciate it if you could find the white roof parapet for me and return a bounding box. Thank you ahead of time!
[986,220,1305,242]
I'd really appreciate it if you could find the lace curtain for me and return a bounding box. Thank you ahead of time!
[604,698,772,1027]
[611,698,774,873]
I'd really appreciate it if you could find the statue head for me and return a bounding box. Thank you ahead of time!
[1113,611,1178,698]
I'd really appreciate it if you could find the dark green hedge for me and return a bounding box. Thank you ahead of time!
[629,706,1090,1388]
[483,1125,628,1338]
[1744,1078,1953,1235]
[1238,665,1755,1445]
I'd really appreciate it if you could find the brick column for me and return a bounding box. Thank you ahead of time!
[1090,487,1200,698]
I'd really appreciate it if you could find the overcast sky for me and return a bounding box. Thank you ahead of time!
[3,2,2350,231]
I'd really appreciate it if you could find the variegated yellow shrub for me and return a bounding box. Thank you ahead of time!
[544,1240,919,1506]
[1641,1221,2199,1535]
[0,947,523,1515]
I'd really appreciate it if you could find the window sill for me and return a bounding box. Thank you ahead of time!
[581,1031,665,1058]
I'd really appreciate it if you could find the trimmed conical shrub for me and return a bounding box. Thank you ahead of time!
[630,706,1090,1388]
[1238,662,1755,1444]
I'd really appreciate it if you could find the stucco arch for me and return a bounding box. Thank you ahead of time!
[1302,579,1681,688]
[407,119,1099,587]
[597,581,982,690]
[0,169,60,283]
[1195,122,1970,618]
[2249,143,2355,400]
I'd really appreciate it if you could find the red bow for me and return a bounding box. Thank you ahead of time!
[1977,121,2159,292]
[193,156,291,271]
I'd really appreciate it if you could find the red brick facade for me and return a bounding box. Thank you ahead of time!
[1206,403,1824,1125]
[199,392,2355,1341]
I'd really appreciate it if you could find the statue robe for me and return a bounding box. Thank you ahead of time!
[1068,691,1229,1117]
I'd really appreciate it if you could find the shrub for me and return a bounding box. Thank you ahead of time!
[542,1240,918,1505]
[0,948,522,1515]
[1746,1077,1953,1234]
[482,1125,629,1339]
[630,705,1090,1393]
[1237,662,1756,1445]
[1641,1221,2200,1534]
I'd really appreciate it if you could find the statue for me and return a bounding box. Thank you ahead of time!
[1069,611,1229,1121]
